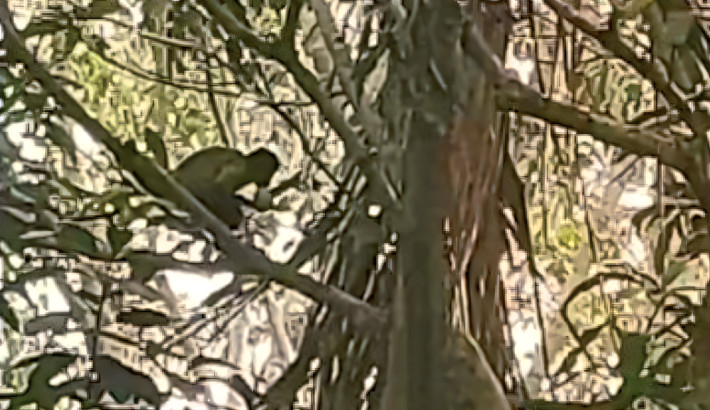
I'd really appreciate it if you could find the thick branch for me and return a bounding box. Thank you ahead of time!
[461,14,705,203]
[0,4,386,334]
[496,79,689,171]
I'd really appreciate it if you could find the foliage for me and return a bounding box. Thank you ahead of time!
[2,0,710,409]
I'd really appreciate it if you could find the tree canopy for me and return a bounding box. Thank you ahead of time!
[1,0,710,409]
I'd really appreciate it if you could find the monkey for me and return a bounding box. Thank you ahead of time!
[171,147,279,228]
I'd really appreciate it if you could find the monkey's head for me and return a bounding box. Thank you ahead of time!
[246,148,279,188]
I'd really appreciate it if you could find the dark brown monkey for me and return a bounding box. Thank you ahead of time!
[171,147,279,228]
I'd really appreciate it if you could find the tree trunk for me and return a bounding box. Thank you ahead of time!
[381,0,512,408]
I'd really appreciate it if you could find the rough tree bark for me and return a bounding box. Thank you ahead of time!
[382,0,512,408]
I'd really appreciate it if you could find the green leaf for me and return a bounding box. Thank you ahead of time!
[55,224,102,255]
[173,8,205,37]
[7,352,80,409]
[91,355,162,406]
[81,189,131,218]
[61,27,82,57]
[108,226,132,256]
[654,217,678,279]
[578,320,609,346]
[145,127,167,169]
[270,0,288,10]
[0,206,33,252]
[0,294,19,331]
[662,259,686,289]
[125,254,163,283]
[23,92,47,112]
[46,177,93,198]
[617,332,654,397]
[11,352,78,381]
[86,0,124,17]
[44,122,78,164]
[24,313,74,336]
[183,108,210,135]
[116,308,170,327]
[76,289,102,306]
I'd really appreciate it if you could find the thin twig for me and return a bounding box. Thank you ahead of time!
[265,102,341,187]
[163,281,266,350]
[202,0,398,208]
[205,59,231,147]
[87,47,244,97]
[86,281,109,393]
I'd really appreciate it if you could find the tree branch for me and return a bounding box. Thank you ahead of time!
[264,102,341,187]
[0,3,386,335]
[202,0,398,207]
[205,62,231,147]
[309,0,384,140]
[460,13,710,211]
[81,44,243,97]
[495,78,689,171]
[308,0,357,106]
[72,15,205,50]
[541,0,707,137]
